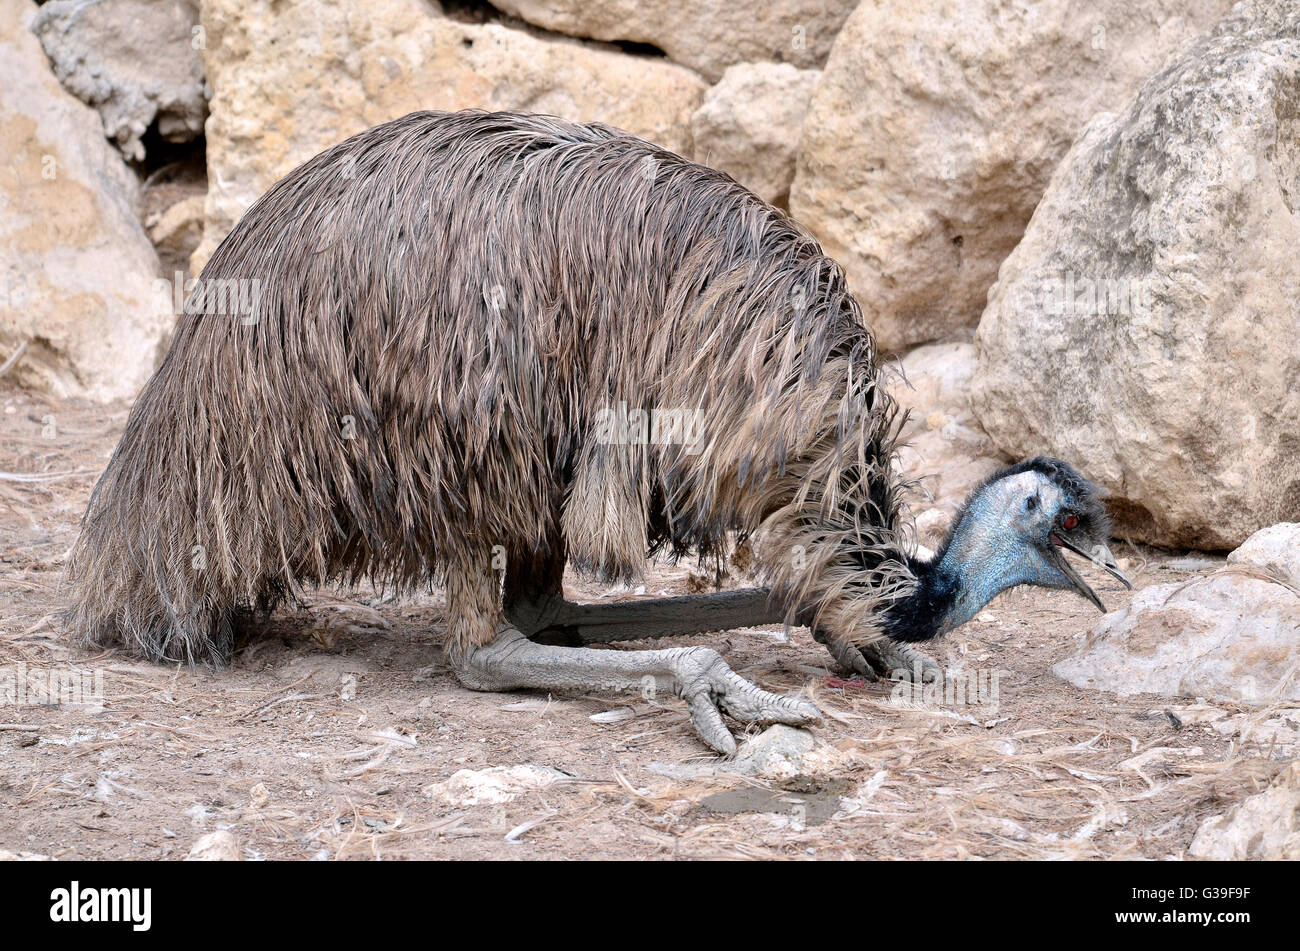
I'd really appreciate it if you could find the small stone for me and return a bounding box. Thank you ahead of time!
[924,411,951,432]
[423,765,567,807]
[185,830,240,861]
[727,724,814,778]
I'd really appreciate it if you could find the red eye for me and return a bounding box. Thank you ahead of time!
[1063,514,1079,531]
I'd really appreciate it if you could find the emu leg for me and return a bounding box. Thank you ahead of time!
[507,587,778,644]
[508,583,940,683]
[451,625,821,755]
[501,548,936,683]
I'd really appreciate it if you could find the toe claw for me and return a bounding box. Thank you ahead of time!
[672,647,818,751]
[860,640,940,683]
[815,627,879,680]
[686,692,737,756]
[788,699,822,725]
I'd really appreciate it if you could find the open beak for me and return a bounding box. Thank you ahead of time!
[1048,532,1133,613]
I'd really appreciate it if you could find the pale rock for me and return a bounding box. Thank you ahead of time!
[691,62,819,206]
[727,724,814,778]
[32,0,205,162]
[972,0,1300,548]
[790,0,1235,352]
[146,193,205,276]
[185,829,240,860]
[1054,526,1300,705]
[1226,522,1300,586]
[1213,711,1300,760]
[1189,761,1300,860]
[886,341,1002,547]
[192,0,706,273]
[492,0,856,81]
[423,765,567,807]
[0,0,168,402]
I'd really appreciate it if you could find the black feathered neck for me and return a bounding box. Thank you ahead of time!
[881,553,961,643]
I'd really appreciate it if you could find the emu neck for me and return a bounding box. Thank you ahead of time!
[883,509,1026,643]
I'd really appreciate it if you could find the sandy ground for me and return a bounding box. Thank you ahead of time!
[0,382,1285,860]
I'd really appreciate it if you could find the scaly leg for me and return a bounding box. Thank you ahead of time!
[509,582,939,683]
[451,625,821,755]
[501,546,937,684]
[507,586,779,644]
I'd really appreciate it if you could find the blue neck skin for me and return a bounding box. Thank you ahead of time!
[884,490,1052,642]
[933,517,1027,633]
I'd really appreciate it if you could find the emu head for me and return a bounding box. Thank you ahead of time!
[930,457,1132,633]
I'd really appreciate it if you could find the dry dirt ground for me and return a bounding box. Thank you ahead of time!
[0,382,1285,860]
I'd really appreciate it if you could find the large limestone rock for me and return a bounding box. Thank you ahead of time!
[972,0,1300,549]
[790,0,1235,353]
[1053,524,1300,706]
[492,0,856,81]
[1226,522,1300,583]
[885,342,1002,549]
[32,0,205,162]
[0,0,168,403]
[691,63,819,206]
[1189,761,1300,860]
[192,0,707,272]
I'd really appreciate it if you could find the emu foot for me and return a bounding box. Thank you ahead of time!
[862,640,942,683]
[671,646,821,755]
[451,627,820,755]
[814,628,941,684]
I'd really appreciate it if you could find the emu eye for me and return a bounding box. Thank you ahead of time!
[1063,513,1080,531]
[1025,496,1037,511]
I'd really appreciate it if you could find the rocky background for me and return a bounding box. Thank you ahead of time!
[1,0,1298,855]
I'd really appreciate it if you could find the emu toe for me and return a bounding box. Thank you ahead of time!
[671,648,821,756]
[860,640,942,684]
[813,626,941,684]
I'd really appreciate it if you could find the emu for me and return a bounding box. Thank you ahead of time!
[66,111,1130,754]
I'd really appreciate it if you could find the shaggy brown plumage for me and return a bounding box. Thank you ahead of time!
[65,110,915,666]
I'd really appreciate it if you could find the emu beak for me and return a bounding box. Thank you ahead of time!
[1049,533,1133,613]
